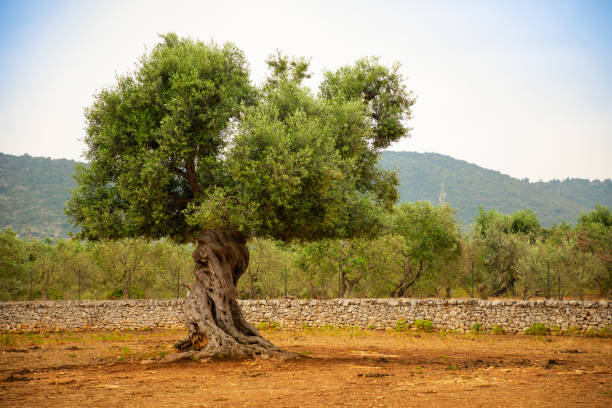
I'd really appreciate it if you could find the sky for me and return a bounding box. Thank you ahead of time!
[0,0,610,182]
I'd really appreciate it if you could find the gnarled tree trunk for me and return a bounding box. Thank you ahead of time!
[167,230,289,361]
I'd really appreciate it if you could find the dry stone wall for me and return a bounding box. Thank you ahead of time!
[0,298,610,333]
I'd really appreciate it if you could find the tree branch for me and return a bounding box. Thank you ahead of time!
[167,194,193,206]
[169,165,188,179]
[185,156,202,195]
[169,159,202,198]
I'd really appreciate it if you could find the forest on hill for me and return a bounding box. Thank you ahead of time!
[0,153,77,238]
[380,151,611,226]
[0,151,610,238]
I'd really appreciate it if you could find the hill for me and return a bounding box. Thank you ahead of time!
[0,151,610,237]
[380,151,611,226]
[0,153,78,238]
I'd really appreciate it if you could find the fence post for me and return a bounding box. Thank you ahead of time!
[546,262,550,299]
[471,261,475,298]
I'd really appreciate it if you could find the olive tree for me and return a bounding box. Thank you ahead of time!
[66,34,414,360]
[391,202,461,297]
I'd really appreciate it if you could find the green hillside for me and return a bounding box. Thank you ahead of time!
[380,151,611,226]
[0,153,78,238]
[0,151,610,238]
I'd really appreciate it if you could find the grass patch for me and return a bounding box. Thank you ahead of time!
[565,327,581,336]
[395,319,408,332]
[525,323,548,336]
[256,321,280,331]
[0,333,18,346]
[586,326,612,338]
[90,332,133,342]
[414,320,434,332]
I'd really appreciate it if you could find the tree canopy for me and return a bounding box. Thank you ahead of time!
[66,34,415,242]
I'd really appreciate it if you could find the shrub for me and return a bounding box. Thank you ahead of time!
[414,319,434,332]
[471,323,482,334]
[524,323,548,336]
[395,319,408,332]
[492,324,504,334]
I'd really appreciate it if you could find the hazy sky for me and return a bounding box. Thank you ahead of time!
[1,0,610,181]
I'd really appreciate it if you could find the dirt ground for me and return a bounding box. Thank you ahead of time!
[1,328,610,408]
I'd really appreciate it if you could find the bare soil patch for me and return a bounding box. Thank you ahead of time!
[1,328,610,407]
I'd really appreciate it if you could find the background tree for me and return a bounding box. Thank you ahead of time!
[150,239,194,299]
[355,235,406,298]
[471,208,531,297]
[516,239,550,299]
[575,205,612,296]
[65,34,415,360]
[27,238,63,300]
[238,238,296,299]
[93,239,150,299]
[67,240,99,300]
[391,202,461,297]
[294,241,337,299]
[0,229,27,301]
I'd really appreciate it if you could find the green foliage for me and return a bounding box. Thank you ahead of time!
[264,51,312,85]
[576,205,612,296]
[93,238,153,299]
[578,204,612,227]
[320,57,415,149]
[492,324,504,334]
[0,234,196,301]
[294,235,406,299]
[471,323,482,333]
[66,34,255,241]
[150,239,193,299]
[511,209,541,236]
[0,229,27,300]
[395,319,408,332]
[516,239,550,299]
[66,35,412,244]
[392,202,462,297]
[471,209,530,297]
[238,238,296,299]
[414,319,434,332]
[524,323,549,336]
[473,207,540,238]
